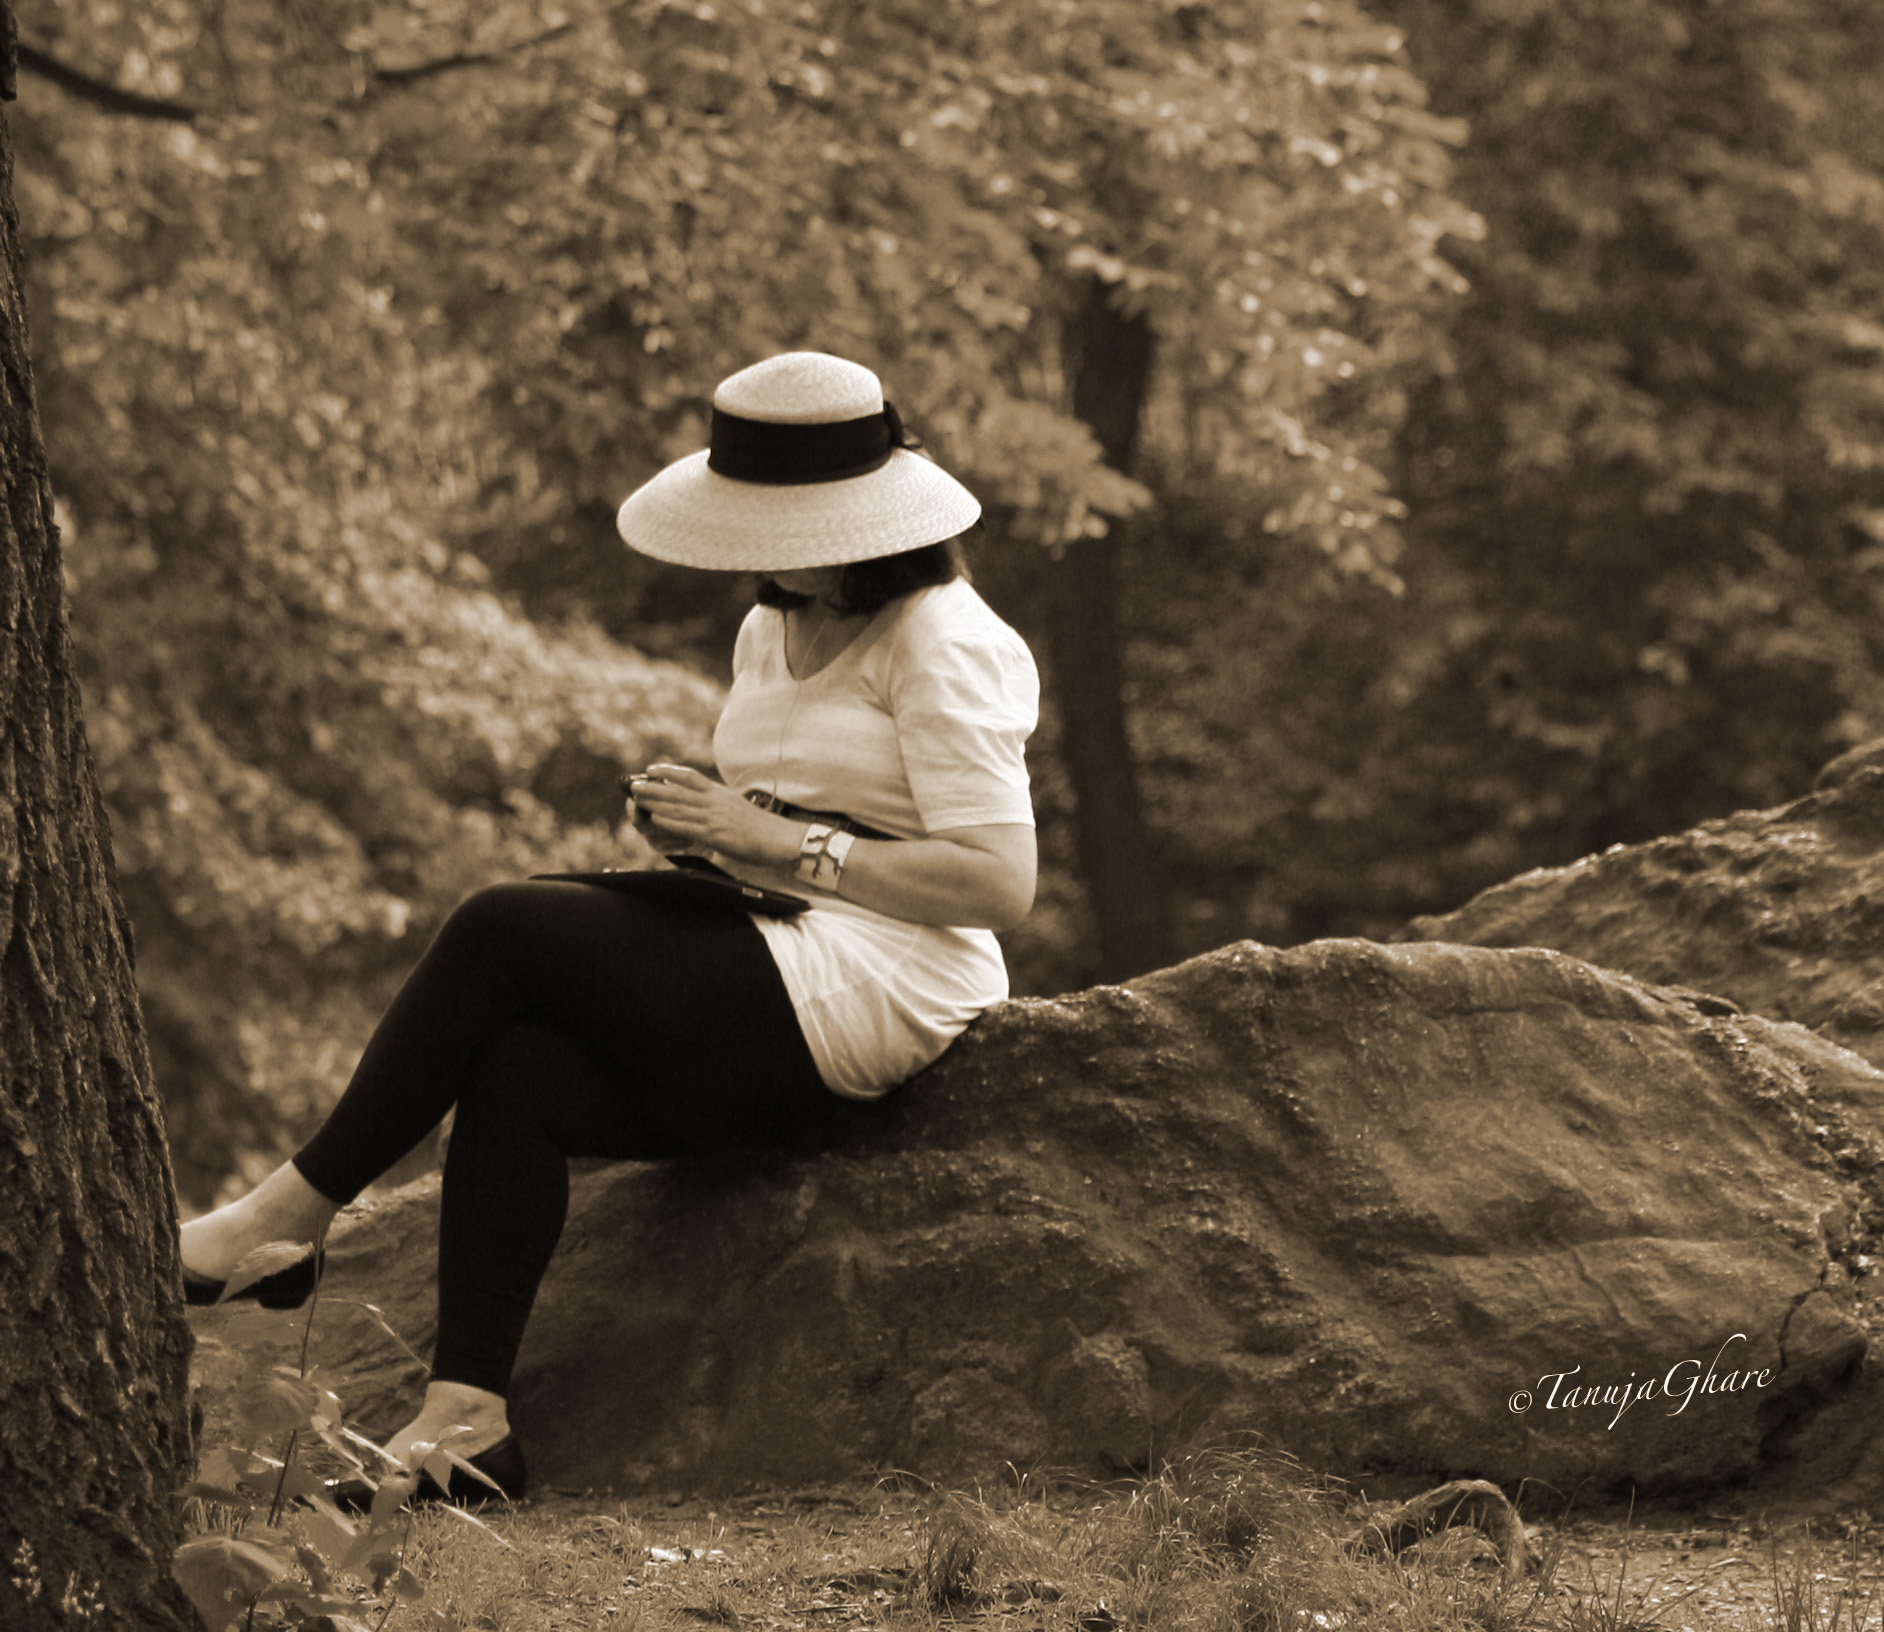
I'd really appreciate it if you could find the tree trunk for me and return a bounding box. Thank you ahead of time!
[0,28,199,1630]
[1046,278,1176,980]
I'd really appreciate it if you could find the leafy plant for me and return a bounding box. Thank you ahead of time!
[175,1237,507,1631]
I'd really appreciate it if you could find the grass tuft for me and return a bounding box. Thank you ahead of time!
[909,1498,986,1612]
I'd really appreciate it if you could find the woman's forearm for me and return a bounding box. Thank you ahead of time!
[803,824,1036,930]
[628,766,1035,930]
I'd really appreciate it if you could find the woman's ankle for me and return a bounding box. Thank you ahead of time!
[246,1160,340,1242]
[383,1382,510,1469]
[179,1161,337,1278]
[422,1381,509,1434]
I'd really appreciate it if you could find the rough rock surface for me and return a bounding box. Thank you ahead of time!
[1399,739,1884,1074]
[190,937,1884,1501]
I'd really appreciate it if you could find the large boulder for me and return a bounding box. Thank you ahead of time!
[1398,740,1884,1072]
[191,937,1884,1501]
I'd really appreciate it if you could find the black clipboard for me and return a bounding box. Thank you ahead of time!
[531,854,811,916]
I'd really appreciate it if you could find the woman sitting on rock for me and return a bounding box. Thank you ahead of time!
[178,352,1040,1505]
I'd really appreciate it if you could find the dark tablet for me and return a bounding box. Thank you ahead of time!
[531,856,810,916]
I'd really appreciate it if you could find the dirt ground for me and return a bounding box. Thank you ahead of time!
[1538,1501,1884,1632]
[501,1481,1884,1632]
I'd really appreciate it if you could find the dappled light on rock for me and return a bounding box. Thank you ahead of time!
[1399,738,1884,1076]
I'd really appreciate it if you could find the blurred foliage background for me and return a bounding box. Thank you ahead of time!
[10,0,1883,1206]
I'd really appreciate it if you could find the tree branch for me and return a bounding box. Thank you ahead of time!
[17,42,199,122]
[369,23,575,89]
[16,22,575,124]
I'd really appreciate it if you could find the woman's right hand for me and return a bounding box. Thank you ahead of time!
[623,774,698,856]
[625,765,805,867]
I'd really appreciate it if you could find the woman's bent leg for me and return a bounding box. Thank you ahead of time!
[297,882,838,1399]
[426,921,837,1397]
[292,883,584,1205]
[296,880,808,1198]
[188,884,575,1279]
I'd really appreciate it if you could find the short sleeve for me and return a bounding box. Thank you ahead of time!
[891,628,1040,832]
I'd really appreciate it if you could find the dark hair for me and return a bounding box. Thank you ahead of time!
[755,536,970,616]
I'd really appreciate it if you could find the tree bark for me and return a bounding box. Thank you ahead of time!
[0,32,199,1630]
[1047,278,1176,980]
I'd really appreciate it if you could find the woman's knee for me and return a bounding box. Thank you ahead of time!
[439,881,535,943]
[426,882,563,977]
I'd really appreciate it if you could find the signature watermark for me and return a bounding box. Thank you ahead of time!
[1507,1333,1774,1430]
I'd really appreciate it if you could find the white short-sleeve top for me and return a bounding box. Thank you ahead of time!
[710,577,1039,1098]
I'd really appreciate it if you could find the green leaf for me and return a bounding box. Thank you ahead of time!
[222,1239,317,1300]
[296,1500,361,1563]
[172,1534,293,1632]
[232,1366,321,1442]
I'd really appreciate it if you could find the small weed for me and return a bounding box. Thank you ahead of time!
[1768,1529,1884,1632]
[9,1539,41,1605]
[675,1585,743,1624]
[6,1540,106,1627]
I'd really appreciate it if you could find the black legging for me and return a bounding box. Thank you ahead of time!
[293,880,855,1396]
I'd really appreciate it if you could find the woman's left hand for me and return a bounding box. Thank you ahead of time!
[626,764,800,868]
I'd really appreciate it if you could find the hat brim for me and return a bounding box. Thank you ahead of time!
[616,449,982,571]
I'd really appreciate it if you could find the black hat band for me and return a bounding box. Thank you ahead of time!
[707,403,914,485]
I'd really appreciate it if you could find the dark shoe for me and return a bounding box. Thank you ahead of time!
[181,1249,323,1310]
[327,1435,527,1514]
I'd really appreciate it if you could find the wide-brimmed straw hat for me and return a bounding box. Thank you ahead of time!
[615,352,981,571]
